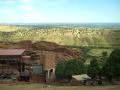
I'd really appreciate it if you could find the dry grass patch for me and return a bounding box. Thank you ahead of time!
[0,83,120,90]
[89,49,113,57]
[0,25,18,32]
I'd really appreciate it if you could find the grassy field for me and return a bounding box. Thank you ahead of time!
[0,83,120,90]
[89,49,113,57]
[0,25,18,32]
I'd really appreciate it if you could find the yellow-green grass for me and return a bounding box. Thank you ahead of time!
[0,25,18,32]
[84,49,113,65]
[89,49,113,57]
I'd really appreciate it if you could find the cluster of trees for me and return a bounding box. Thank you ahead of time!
[55,60,86,80]
[87,49,120,81]
[55,49,120,82]
[102,49,120,81]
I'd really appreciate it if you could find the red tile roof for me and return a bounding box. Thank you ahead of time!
[0,49,26,56]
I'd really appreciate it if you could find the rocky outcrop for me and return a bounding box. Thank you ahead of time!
[33,41,59,50]
[0,40,83,62]
[32,41,82,60]
[18,40,33,49]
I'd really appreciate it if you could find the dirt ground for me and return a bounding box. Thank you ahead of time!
[0,83,120,90]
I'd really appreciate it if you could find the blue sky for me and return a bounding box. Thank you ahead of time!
[0,0,120,23]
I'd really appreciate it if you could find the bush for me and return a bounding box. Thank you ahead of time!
[55,59,86,80]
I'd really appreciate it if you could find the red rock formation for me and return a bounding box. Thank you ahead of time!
[0,40,83,62]
[33,41,59,50]
[18,40,33,49]
[33,41,82,60]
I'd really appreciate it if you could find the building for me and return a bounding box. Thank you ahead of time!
[43,52,55,82]
[0,49,31,82]
[71,74,90,85]
[30,51,56,83]
[0,49,56,83]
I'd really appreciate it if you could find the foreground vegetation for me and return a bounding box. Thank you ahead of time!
[55,49,120,82]
[55,60,86,80]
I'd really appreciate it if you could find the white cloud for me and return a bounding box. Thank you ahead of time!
[20,0,32,4]
[38,0,68,6]
[0,1,14,4]
[19,5,34,11]
[0,10,44,23]
[0,9,15,13]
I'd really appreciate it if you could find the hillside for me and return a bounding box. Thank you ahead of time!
[0,25,120,47]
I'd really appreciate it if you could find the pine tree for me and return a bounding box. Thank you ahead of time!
[55,60,67,79]
[102,49,120,81]
[87,58,100,79]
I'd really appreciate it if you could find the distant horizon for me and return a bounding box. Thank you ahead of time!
[1,22,120,24]
[1,22,120,29]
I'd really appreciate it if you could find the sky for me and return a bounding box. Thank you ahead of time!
[0,0,120,23]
